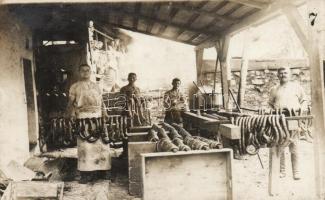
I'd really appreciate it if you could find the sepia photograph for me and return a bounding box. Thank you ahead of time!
[0,0,324,199]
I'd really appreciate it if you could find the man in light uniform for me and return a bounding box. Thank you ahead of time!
[269,67,306,180]
[67,64,110,183]
[164,78,186,125]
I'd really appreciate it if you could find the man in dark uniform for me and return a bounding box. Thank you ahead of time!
[164,78,186,125]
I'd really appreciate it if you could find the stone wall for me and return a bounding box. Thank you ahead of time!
[202,59,311,110]
[230,68,311,110]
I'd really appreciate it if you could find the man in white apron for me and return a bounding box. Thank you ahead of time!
[67,64,111,183]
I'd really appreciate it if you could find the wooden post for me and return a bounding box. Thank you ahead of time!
[195,48,204,112]
[237,29,251,106]
[307,0,325,198]
[268,147,280,196]
[216,36,231,110]
[195,48,204,83]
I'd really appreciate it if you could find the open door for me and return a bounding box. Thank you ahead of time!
[22,58,38,150]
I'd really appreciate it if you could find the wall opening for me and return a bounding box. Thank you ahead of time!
[22,58,38,151]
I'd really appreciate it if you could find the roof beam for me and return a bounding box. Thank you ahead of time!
[168,2,237,24]
[175,1,209,39]
[146,3,161,33]
[227,0,269,9]
[133,2,141,29]
[281,2,309,52]
[108,7,217,37]
[196,0,306,49]
[157,3,180,35]
[97,20,195,46]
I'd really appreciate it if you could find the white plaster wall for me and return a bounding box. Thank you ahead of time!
[0,7,34,167]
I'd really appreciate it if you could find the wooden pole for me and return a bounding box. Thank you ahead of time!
[237,29,251,106]
[195,49,204,84]
[213,43,220,94]
[195,48,204,112]
[216,36,231,110]
[268,147,280,196]
[307,0,325,198]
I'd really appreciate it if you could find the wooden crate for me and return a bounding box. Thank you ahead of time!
[127,132,149,142]
[141,149,233,200]
[128,142,157,196]
[1,181,64,200]
[219,124,241,140]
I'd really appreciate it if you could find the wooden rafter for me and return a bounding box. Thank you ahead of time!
[196,0,299,49]
[146,3,161,33]
[107,7,216,37]
[281,2,309,52]
[227,0,269,9]
[211,1,229,13]
[175,1,208,39]
[224,3,243,16]
[97,19,196,46]
[196,4,242,39]
[133,2,141,29]
[157,3,180,35]
[168,2,237,24]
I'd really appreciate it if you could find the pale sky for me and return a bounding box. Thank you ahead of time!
[118,30,196,91]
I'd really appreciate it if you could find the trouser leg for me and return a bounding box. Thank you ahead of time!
[289,135,300,179]
[279,146,286,174]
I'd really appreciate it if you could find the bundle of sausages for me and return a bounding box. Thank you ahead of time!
[148,123,222,153]
[49,118,77,147]
[48,116,128,146]
[233,114,291,155]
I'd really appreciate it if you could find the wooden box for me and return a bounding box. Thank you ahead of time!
[1,181,64,200]
[141,149,233,200]
[219,124,241,140]
[128,142,157,196]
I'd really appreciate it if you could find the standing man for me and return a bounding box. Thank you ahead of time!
[67,64,110,183]
[164,78,186,125]
[269,67,306,180]
[120,72,146,126]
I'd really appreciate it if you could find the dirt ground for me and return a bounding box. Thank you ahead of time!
[62,141,316,200]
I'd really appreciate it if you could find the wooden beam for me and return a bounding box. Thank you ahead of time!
[175,1,209,39]
[168,2,237,24]
[196,0,306,49]
[133,2,141,29]
[281,2,309,52]
[307,0,325,198]
[228,0,269,9]
[157,3,180,35]
[224,4,243,16]
[198,4,242,37]
[196,1,281,49]
[216,36,231,109]
[108,8,216,37]
[237,29,251,106]
[146,3,161,33]
[195,48,204,82]
[97,20,196,46]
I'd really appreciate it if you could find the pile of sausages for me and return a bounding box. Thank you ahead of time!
[148,122,222,153]
[48,116,128,147]
[233,114,291,155]
[49,118,77,147]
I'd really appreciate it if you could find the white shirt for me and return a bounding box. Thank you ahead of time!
[269,82,306,110]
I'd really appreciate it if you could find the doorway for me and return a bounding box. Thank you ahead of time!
[22,58,38,150]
